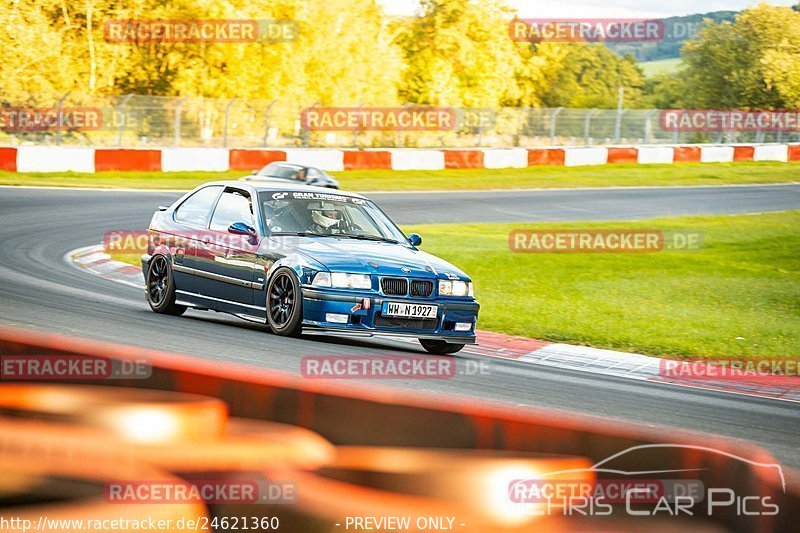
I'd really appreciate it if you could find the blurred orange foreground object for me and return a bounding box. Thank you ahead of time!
[0,457,207,533]
[0,384,335,471]
[0,383,229,442]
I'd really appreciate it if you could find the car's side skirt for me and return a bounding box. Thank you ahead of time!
[176,290,265,315]
[173,265,264,291]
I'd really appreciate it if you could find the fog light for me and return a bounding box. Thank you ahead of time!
[455,322,472,332]
[325,313,349,324]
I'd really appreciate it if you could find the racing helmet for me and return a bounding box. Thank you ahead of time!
[308,201,341,228]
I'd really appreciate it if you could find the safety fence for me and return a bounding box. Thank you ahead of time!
[3,93,800,149]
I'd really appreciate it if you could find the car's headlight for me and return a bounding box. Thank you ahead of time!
[312,272,372,290]
[439,279,472,297]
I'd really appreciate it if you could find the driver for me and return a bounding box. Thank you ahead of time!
[308,201,345,234]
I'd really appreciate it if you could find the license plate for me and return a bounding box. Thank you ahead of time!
[382,301,438,319]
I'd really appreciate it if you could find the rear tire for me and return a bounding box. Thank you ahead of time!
[266,268,303,337]
[145,255,186,316]
[419,339,464,355]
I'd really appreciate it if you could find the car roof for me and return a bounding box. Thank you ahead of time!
[264,162,307,170]
[205,180,366,199]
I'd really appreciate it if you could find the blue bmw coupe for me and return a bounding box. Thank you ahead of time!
[142,181,479,354]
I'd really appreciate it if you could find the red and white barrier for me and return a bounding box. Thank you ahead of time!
[563,146,608,166]
[1,144,798,173]
[637,146,674,164]
[388,149,445,171]
[161,147,229,172]
[17,146,96,173]
[284,148,345,171]
[482,148,528,169]
[754,144,789,162]
[700,145,735,163]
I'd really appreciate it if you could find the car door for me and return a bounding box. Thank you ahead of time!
[195,186,260,310]
[169,185,224,295]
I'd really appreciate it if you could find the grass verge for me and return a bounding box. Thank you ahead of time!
[406,211,799,359]
[1,161,798,191]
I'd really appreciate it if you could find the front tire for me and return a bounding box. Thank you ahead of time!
[419,339,464,355]
[146,255,186,316]
[266,268,303,337]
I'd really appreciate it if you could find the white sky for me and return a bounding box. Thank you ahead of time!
[377,0,798,18]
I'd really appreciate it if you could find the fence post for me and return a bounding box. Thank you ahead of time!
[644,109,658,144]
[262,100,277,147]
[55,91,71,146]
[583,109,597,145]
[614,108,628,144]
[353,103,365,148]
[223,97,238,148]
[303,101,320,148]
[173,97,187,147]
[396,103,411,148]
[549,107,564,145]
[116,95,133,147]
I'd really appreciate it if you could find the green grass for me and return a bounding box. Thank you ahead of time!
[640,57,683,77]
[1,161,799,191]
[405,211,800,360]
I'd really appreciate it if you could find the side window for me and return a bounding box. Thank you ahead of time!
[174,186,223,227]
[209,188,254,232]
[307,168,321,181]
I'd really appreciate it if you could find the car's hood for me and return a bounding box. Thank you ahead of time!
[270,236,469,279]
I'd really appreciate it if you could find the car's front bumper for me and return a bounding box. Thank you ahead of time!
[300,287,479,344]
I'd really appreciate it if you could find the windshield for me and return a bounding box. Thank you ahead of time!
[258,164,302,180]
[259,191,406,243]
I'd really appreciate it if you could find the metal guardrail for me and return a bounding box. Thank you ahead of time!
[2,93,799,148]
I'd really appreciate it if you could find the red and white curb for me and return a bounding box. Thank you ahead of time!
[67,244,800,403]
[3,143,800,173]
[66,245,144,289]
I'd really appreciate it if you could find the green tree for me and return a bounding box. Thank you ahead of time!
[397,0,523,107]
[537,44,646,109]
[680,3,800,109]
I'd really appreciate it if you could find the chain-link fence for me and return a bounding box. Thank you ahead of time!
[2,93,798,148]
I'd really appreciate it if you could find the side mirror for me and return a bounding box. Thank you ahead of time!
[228,222,258,244]
[228,222,256,235]
[407,233,422,247]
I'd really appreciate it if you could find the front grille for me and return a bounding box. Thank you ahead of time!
[410,280,433,297]
[381,277,408,296]
[374,314,438,330]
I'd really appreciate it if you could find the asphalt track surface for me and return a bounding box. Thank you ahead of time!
[0,184,798,470]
